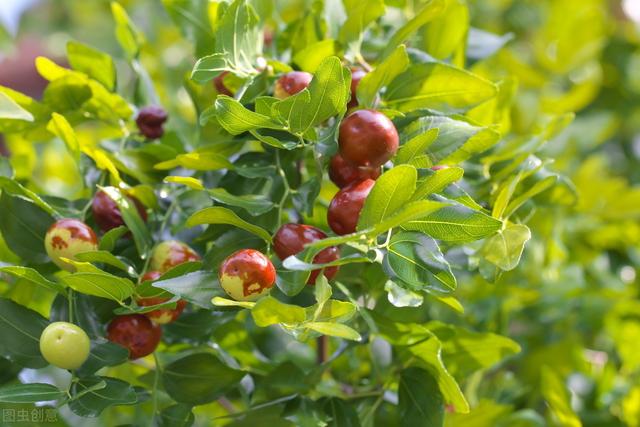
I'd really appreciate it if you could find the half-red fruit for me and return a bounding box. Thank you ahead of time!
[273,223,340,284]
[219,249,276,301]
[137,271,187,324]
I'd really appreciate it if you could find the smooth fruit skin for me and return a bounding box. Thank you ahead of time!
[329,154,381,188]
[44,219,98,271]
[338,109,399,168]
[213,71,233,96]
[219,249,276,301]
[327,179,375,235]
[273,223,340,284]
[149,240,201,273]
[136,106,168,139]
[107,314,162,359]
[348,68,367,109]
[39,322,90,370]
[137,271,187,324]
[91,190,148,233]
[274,71,313,99]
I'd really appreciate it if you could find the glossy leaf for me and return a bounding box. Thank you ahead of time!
[163,353,245,405]
[0,383,64,403]
[0,298,48,368]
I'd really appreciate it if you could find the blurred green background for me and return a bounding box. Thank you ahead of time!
[2,0,640,425]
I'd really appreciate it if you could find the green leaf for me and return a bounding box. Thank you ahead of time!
[385,280,424,307]
[208,188,275,215]
[308,300,357,323]
[370,312,469,413]
[339,0,385,55]
[46,112,80,161]
[163,0,214,58]
[379,0,446,59]
[273,56,350,135]
[293,40,338,72]
[412,167,464,200]
[111,2,144,59]
[384,231,456,293]
[369,200,447,236]
[68,376,137,417]
[42,75,92,113]
[159,404,196,427]
[357,165,418,231]
[0,266,66,294]
[385,64,497,112]
[163,353,245,405]
[0,176,59,216]
[480,224,531,271]
[0,383,64,403]
[0,91,34,121]
[0,192,55,263]
[191,53,229,83]
[99,186,153,257]
[61,271,135,302]
[403,116,500,165]
[540,367,582,427]
[67,41,117,90]
[358,44,410,108]
[320,397,362,427]
[404,203,502,243]
[76,341,129,376]
[252,296,307,327]
[215,0,262,76]
[210,96,284,134]
[422,0,469,60]
[187,206,272,242]
[398,367,444,427]
[153,271,224,308]
[426,321,521,377]
[0,298,48,368]
[98,226,129,251]
[155,151,234,171]
[305,322,361,341]
[74,250,134,273]
[395,128,439,167]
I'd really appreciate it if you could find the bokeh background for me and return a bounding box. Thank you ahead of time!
[2,0,640,425]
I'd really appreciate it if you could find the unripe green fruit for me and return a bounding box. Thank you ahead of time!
[44,219,98,271]
[149,240,201,273]
[39,322,90,370]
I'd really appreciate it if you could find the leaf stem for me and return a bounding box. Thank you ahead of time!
[275,151,291,230]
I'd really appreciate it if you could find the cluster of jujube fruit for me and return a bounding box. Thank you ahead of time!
[38,64,402,370]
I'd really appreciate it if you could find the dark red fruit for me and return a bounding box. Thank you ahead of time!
[213,71,233,96]
[274,71,313,99]
[91,190,147,233]
[327,179,375,235]
[348,68,367,108]
[273,223,340,284]
[136,106,168,139]
[219,249,276,301]
[107,314,162,359]
[329,154,381,188]
[338,109,399,168]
